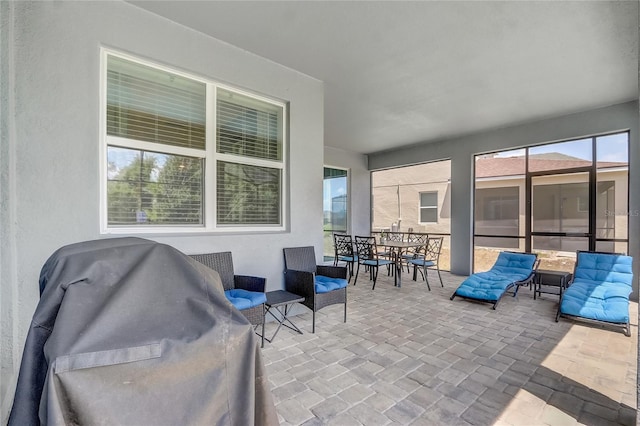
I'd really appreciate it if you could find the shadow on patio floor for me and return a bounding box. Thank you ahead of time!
[261,271,637,425]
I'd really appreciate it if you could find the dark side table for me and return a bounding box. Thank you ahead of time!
[534,270,573,301]
[264,290,305,343]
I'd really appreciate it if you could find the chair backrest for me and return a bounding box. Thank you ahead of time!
[573,251,633,287]
[424,236,443,260]
[407,232,428,245]
[386,232,405,242]
[354,236,379,262]
[490,251,538,278]
[406,232,428,254]
[189,251,235,291]
[283,246,317,274]
[333,234,354,257]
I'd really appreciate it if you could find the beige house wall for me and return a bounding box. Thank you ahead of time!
[373,165,629,256]
[371,160,451,237]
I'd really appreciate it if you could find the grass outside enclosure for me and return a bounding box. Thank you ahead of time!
[474,247,576,273]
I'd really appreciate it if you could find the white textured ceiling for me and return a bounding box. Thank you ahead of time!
[129,1,638,155]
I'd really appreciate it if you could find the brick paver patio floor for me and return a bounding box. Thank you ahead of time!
[261,270,638,425]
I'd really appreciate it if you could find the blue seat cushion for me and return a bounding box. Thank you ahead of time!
[338,255,357,262]
[408,258,435,267]
[315,275,348,294]
[224,289,266,310]
[561,280,631,323]
[361,259,394,267]
[454,271,530,302]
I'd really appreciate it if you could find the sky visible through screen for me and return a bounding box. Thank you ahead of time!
[493,132,628,164]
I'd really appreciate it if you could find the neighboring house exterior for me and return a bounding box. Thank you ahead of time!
[372,154,629,255]
[475,153,629,254]
[372,160,451,236]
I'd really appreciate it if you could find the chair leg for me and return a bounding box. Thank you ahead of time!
[312,310,316,334]
[354,263,360,286]
[344,291,347,323]
[436,267,443,287]
[260,304,266,348]
[424,266,431,291]
[372,267,378,290]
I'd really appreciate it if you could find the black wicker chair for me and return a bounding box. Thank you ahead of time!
[190,252,266,347]
[283,246,348,333]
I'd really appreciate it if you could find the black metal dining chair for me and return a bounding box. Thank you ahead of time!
[353,236,394,290]
[401,232,428,273]
[333,233,356,282]
[407,236,444,290]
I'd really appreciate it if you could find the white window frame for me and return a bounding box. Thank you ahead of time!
[99,48,288,234]
[418,191,438,224]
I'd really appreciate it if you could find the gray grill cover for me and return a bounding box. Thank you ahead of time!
[9,237,277,425]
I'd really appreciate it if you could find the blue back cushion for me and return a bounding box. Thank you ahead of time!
[490,252,537,279]
[573,252,633,287]
[315,275,348,294]
[225,289,266,310]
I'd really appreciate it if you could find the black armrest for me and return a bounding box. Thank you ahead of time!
[284,269,315,298]
[234,275,266,293]
[317,265,347,279]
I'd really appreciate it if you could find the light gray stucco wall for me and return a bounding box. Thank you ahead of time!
[0,1,324,419]
[324,146,370,237]
[1,0,17,416]
[369,101,639,298]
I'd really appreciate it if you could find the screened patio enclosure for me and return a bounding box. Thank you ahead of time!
[473,132,629,272]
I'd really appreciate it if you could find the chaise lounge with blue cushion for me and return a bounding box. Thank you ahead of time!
[556,251,634,336]
[450,251,538,309]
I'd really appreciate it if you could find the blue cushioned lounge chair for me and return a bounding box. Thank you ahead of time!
[556,251,634,337]
[450,251,538,309]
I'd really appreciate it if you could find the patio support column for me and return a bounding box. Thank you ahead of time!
[449,151,473,276]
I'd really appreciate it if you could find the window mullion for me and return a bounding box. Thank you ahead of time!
[205,83,216,229]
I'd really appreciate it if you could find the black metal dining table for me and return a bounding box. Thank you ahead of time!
[378,240,425,288]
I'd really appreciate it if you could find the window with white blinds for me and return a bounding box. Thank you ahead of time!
[102,51,286,232]
[107,56,206,150]
[216,162,281,224]
[217,88,282,161]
